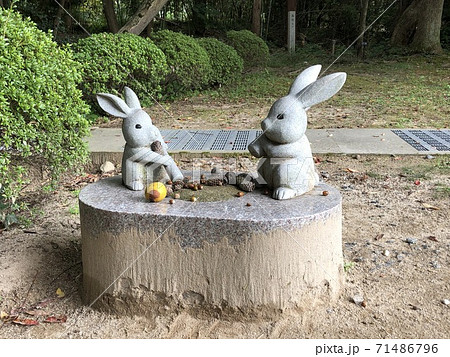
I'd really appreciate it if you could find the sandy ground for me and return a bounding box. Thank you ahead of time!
[0,154,449,339]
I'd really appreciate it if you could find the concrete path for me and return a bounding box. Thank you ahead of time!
[87,127,450,164]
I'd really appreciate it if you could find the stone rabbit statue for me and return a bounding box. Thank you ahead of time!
[97,87,183,191]
[248,65,346,200]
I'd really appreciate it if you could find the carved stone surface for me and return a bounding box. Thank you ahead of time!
[96,87,183,191]
[79,176,343,313]
[248,65,346,200]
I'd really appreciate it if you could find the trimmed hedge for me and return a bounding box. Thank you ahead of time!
[73,32,168,109]
[0,8,90,216]
[197,37,243,86]
[151,30,212,96]
[226,30,269,69]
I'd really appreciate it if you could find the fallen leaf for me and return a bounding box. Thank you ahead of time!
[345,168,359,173]
[0,311,8,319]
[422,203,439,210]
[374,233,384,241]
[56,288,65,298]
[427,236,438,242]
[12,318,39,326]
[43,315,67,324]
[414,180,420,185]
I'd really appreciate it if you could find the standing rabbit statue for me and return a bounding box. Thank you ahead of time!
[97,87,183,191]
[248,65,346,200]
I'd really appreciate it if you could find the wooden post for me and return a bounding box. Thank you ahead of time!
[287,0,297,53]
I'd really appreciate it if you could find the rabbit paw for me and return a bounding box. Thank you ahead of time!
[131,181,144,191]
[273,187,296,200]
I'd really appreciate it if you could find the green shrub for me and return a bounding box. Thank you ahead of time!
[196,37,243,86]
[151,30,212,96]
[226,30,269,69]
[0,8,90,223]
[73,32,168,109]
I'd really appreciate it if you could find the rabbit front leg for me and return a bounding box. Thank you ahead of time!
[123,146,173,190]
[248,134,268,158]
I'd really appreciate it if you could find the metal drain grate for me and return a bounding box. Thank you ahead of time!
[160,130,262,152]
[392,129,450,152]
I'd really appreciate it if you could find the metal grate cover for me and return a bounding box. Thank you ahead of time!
[161,130,262,152]
[392,129,450,152]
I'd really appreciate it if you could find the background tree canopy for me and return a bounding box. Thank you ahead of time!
[2,0,448,53]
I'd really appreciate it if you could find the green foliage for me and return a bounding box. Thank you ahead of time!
[0,8,90,225]
[151,30,212,97]
[196,37,243,86]
[225,30,269,69]
[72,32,169,110]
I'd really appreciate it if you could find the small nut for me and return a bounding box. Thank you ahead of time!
[167,180,173,185]
[169,199,174,204]
[197,185,203,190]
[190,196,197,202]
[322,190,329,196]
[173,193,181,199]
[263,189,270,195]
[246,202,252,207]
[200,174,206,180]
[361,300,367,308]
[236,192,244,197]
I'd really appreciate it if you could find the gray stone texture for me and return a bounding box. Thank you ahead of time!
[80,176,343,312]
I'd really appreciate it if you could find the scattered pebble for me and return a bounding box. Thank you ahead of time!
[100,161,115,173]
[383,250,390,257]
[442,299,450,306]
[352,295,365,306]
[352,154,361,160]
[406,238,417,245]
[414,180,420,186]
[397,254,405,261]
[173,193,180,199]
[425,155,435,160]
[341,184,354,191]
[321,171,330,179]
[431,261,441,269]
[245,202,252,207]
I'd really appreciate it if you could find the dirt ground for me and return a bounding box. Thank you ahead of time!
[0,154,449,339]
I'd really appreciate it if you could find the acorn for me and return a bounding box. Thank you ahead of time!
[322,190,329,196]
[145,182,167,202]
[190,196,197,202]
[173,193,181,199]
[197,184,203,190]
[236,191,244,197]
[169,199,174,205]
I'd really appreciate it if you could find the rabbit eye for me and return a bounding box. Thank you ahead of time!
[277,113,284,120]
[135,124,142,129]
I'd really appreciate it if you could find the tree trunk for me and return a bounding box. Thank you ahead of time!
[252,0,262,36]
[391,0,444,53]
[54,0,66,37]
[356,0,369,59]
[0,1,4,8]
[118,0,170,35]
[102,0,120,33]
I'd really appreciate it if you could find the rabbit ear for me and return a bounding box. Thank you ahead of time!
[296,72,347,109]
[288,65,322,95]
[96,93,131,118]
[123,87,141,109]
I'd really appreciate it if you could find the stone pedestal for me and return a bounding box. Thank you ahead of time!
[79,176,343,315]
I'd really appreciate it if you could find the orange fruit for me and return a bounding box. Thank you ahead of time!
[145,182,167,202]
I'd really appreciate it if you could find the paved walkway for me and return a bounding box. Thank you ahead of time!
[87,127,450,164]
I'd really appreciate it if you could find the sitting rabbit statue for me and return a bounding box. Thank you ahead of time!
[248,65,346,200]
[97,87,183,191]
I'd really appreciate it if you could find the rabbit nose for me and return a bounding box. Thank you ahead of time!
[135,124,142,129]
